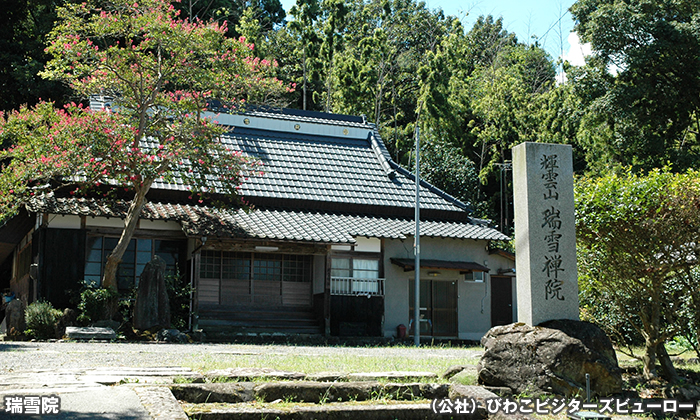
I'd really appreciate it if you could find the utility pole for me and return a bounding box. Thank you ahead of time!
[414,121,421,347]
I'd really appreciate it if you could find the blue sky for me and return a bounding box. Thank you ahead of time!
[279,0,585,64]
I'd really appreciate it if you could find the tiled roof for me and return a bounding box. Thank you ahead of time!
[27,195,509,243]
[143,107,471,215]
[152,126,469,213]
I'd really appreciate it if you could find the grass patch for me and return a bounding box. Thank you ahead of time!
[449,370,478,386]
[178,344,481,377]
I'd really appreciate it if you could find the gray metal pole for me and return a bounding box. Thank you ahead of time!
[414,125,421,347]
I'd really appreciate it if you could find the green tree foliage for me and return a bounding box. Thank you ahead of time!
[666,266,700,359]
[417,16,556,225]
[287,0,322,110]
[0,0,287,291]
[0,0,70,112]
[177,0,285,38]
[575,168,700,382]
[317,0,347,112]
[417,136,482,212]
[570,0,700,171]
[421,16,556,178]
[333,0,449,159]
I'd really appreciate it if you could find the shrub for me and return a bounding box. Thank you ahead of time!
[25,301,62,339]
[166,270,193,330]
[77,287,119,325]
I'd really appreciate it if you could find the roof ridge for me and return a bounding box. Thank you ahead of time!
[364,125,474,216]
[244,105,366,124]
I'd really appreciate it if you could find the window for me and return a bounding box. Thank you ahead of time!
[283,254,312,282]
[331,257,379,279]
[331,257,380,294]
[85,237,183,290]
[253,254,282,281]
[330,257,350,277]
[223,252,251,280]
[200,251,312,283]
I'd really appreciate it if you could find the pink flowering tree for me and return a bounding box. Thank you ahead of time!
[0,0,288,291]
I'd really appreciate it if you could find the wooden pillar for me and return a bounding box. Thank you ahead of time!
[324,246,332,336]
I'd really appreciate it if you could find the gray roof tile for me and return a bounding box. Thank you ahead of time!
[27,195,508,242]
[152,123,470,214]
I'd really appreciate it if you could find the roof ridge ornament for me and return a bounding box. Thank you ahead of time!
[368,132,396,179]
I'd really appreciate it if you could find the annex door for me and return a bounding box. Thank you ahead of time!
[409,279,458,337]
[490,276,513,326]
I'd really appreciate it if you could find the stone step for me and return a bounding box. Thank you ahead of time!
[199,308,318,321]
[201,331,326,344]
[173,381,501,420]
[183,401,477,420]
[200,324,324,335]
[171,381,449,404]
[199,318,321,328]
[65,326,117,340]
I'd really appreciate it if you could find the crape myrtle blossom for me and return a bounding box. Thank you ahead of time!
[0,0,289,290]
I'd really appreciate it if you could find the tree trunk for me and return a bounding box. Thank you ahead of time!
[642,337,658,379]
[642,296,673,380]
[325,56,332,113]
[303,47,307,111]
[642,297,663,380]
[657,341,680,383]
[102,178,154,291]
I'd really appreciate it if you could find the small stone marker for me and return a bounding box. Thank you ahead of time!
[512,142,579,325]
[5,299,26,335]
[65,326,116,340]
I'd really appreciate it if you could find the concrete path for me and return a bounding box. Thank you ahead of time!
[0,367,191,419]
[0,341,482,419]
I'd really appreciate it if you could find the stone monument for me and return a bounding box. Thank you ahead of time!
[512,142,578,325]
[133,255,171,330]
[477,144,621,397]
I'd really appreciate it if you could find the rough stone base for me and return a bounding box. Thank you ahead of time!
[478,321,622,397]
[134,386,188,420]
[65,326,117,340]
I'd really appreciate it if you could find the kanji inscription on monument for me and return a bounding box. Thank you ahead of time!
[512,142,579,325]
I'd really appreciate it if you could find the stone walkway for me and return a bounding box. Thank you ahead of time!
[0,341,481,373]
[0,341,482,419]
[0,366,193,419]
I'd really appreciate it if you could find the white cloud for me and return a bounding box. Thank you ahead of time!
[556,31,592,83]
[562,31,591,66]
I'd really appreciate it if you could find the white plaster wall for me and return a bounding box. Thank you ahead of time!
[46,214,81,229]
[139,220,182,231]
[382,236,515,340]
[354,237,381,253]
[212,112,370,140]
[331,245,352,251]
[187,238,198,259]
[78,216,182,231]
[85,217,125,228]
